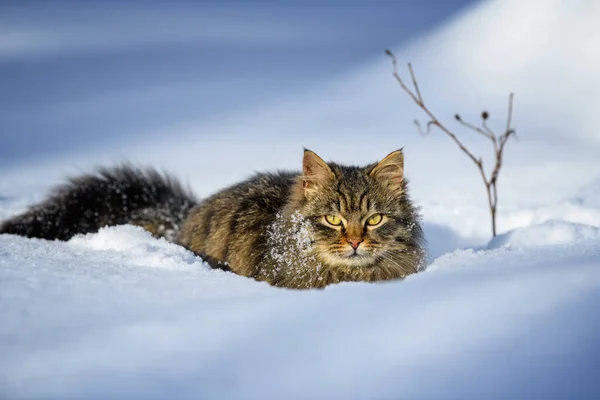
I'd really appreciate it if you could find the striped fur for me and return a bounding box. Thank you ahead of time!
[1,150,425,289]
[180,149,425,288]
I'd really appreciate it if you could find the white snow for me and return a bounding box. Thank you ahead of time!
[488,220,600,249]
[2,0,600,398]
[1,227,599,399]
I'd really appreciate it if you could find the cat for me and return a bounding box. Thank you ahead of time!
[0,149,425,289]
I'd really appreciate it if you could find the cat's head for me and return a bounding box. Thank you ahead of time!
[291,149,422,269]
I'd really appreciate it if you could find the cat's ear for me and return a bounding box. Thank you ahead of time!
[303,149,334,191]
[370,149,404,188]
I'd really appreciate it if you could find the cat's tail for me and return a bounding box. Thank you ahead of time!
[0,164,198,242]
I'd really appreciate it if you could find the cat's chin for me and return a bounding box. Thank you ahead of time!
[319,253,375,268]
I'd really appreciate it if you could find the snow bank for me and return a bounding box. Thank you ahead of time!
[488,220,600,249]
[1,227,600,399]
[69,225,209,270]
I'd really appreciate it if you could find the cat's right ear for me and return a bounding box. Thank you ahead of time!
[370,149,404,191]
[302,149,334,192]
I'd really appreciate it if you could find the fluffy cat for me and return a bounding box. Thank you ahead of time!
[0,149,425,289]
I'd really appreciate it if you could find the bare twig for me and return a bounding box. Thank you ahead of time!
[414,119,435,136]
[407,63,423,104]
[385,49,516,237]
[455,115,495,142]
[505,93,514,137]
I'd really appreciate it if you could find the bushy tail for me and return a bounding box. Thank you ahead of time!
[0,164,197,241]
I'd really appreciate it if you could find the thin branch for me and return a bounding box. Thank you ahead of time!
[386,49,422,106]
[407,63,423,104]
[482,119,495,138]
[505,93,514,138]
[414,119,435,136]
[455,115,495,142]
[385,50,482,169]
[386,49,517,238]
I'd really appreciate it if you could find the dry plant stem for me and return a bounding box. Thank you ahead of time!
[385,50,515,237]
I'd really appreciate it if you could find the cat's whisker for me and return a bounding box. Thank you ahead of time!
[378,252,413,273]
[377,253,402,268]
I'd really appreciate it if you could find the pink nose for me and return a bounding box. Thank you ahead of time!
[348,239,362,249]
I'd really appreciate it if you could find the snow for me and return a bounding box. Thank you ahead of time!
[1,227,599,399]
[3,0,600,398]
[488,220,600,249]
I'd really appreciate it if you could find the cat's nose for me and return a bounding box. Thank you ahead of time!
[348,239,362,249]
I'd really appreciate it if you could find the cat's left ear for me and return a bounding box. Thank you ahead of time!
[370,149,404,187]
[303,149,334,191]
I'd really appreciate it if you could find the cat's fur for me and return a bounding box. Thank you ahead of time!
[0,149,425,289]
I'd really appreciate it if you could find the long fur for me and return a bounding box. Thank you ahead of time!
[1,152,426,289]
[0,165,197,241]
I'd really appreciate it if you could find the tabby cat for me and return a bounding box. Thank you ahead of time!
[0,149,425,289]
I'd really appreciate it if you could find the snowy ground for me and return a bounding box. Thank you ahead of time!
[1,225,599,399]
[2,0,600,398]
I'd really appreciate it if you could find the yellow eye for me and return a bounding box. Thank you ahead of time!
[366,214,383,226]
[325,215,342,226]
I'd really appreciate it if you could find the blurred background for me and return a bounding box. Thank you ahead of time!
[1,0,476,165]
[2,0,600,250]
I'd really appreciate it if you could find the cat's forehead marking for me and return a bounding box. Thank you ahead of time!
[337,187,351,214]
[359,191,369,212]
[335,186,369,216]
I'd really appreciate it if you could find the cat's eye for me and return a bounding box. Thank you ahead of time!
[325,215,342,226]
[366,214,383,226]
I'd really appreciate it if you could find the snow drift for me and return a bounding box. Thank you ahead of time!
[1,226,599,399]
